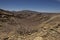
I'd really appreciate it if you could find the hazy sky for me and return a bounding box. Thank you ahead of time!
[0,0,60,12]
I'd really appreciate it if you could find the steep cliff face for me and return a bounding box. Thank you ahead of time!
[0,9,60,40]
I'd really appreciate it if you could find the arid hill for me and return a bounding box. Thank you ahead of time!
[0,9,60,40]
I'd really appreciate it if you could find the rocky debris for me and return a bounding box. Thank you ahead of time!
[34,37,43,40]
[0,9,60,40]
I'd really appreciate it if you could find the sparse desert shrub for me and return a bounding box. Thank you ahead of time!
[0,18,8,22]
[0,24,2,27]
[17,27,38,35]
[4,37,9,40]
[58,24,60,26]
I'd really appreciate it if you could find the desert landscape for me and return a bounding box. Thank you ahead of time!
[0,9,60,40]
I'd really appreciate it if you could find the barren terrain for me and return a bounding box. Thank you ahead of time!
[0,9,60,40]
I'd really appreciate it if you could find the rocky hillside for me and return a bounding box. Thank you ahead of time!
[0,9,60,40]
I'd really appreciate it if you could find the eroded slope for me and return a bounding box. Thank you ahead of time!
[0,9,60,40]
